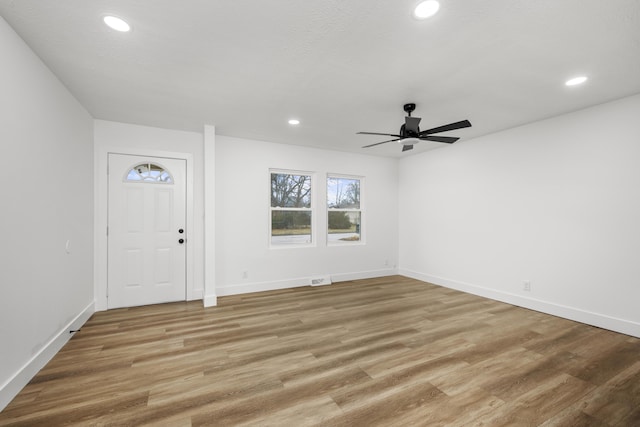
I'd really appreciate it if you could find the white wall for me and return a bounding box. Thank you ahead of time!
[0,17,94,409]
[93,120,205,308]
[215,135,399,295]
[399,94,640,337]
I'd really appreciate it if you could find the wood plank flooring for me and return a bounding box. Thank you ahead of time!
[2,276,639,426]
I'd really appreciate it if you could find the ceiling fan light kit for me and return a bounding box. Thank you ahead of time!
[357,103,471,152]
[400,138,420,146]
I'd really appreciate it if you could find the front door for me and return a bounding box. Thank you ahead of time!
[107,153,187,309]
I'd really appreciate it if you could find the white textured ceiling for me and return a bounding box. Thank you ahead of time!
[1,0,639,157]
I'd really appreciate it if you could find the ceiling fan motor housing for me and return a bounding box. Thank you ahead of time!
[399,124,420,138]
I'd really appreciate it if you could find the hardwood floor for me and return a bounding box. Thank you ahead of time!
[2,276,639,426]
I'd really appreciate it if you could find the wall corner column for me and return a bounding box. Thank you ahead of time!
[203,125,217,307]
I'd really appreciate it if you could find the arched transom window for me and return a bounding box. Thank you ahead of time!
[125,163,173,183]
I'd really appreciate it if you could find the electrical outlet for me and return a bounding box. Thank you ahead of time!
[523,281,531,292]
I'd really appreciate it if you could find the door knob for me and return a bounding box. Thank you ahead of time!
[178,228,184,234]
[178,238,185,244]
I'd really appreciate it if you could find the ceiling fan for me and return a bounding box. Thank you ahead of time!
[358,103,472,152]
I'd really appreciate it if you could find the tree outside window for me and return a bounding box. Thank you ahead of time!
[270,172,313,246]
[327,176,362,243]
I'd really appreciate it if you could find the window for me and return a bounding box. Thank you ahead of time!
[125,163,173,183]
[270,171,313,246]
[327,175,362,243]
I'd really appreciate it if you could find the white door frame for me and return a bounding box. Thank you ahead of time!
[95,145,197,311]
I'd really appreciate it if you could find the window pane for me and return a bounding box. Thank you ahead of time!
[327,177,360,209]
[271,210,312,245]
[126,163,173,183]
[271,173,311,208]
[328,211,360,242]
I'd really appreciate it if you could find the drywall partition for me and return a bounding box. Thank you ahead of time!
[0,17,94,410]
[93,120,205,310]
[215,135,399,295]
[399,94,640,337]
[203,125,217,307]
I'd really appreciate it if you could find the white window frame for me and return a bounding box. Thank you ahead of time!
[269,169,315,248]
[327,173,364,246]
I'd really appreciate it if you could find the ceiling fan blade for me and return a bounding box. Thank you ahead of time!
[357,131,402,137]
[402,144,414,152]
[420,120,472,135]
[362,138,402,148]
[404,116,421,134]
[419,135,460,144]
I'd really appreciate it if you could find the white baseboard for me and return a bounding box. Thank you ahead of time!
[216,277,309,297]
[0,301,95,411]
[216,268,398,297]
[400,269,640,338]
[203,293,217,307]
[331,268,398,283]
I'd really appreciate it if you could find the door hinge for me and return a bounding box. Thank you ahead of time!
[106,226,109,236]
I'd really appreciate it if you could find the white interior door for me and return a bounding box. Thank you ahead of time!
[107,154,187,309]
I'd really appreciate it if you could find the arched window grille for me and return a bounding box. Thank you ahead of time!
[125,163,173,183]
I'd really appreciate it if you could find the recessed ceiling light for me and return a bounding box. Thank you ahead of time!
[103,16,130,32]
[288,119,300,125]
[565,76,588,86]
[414,1,440,19]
